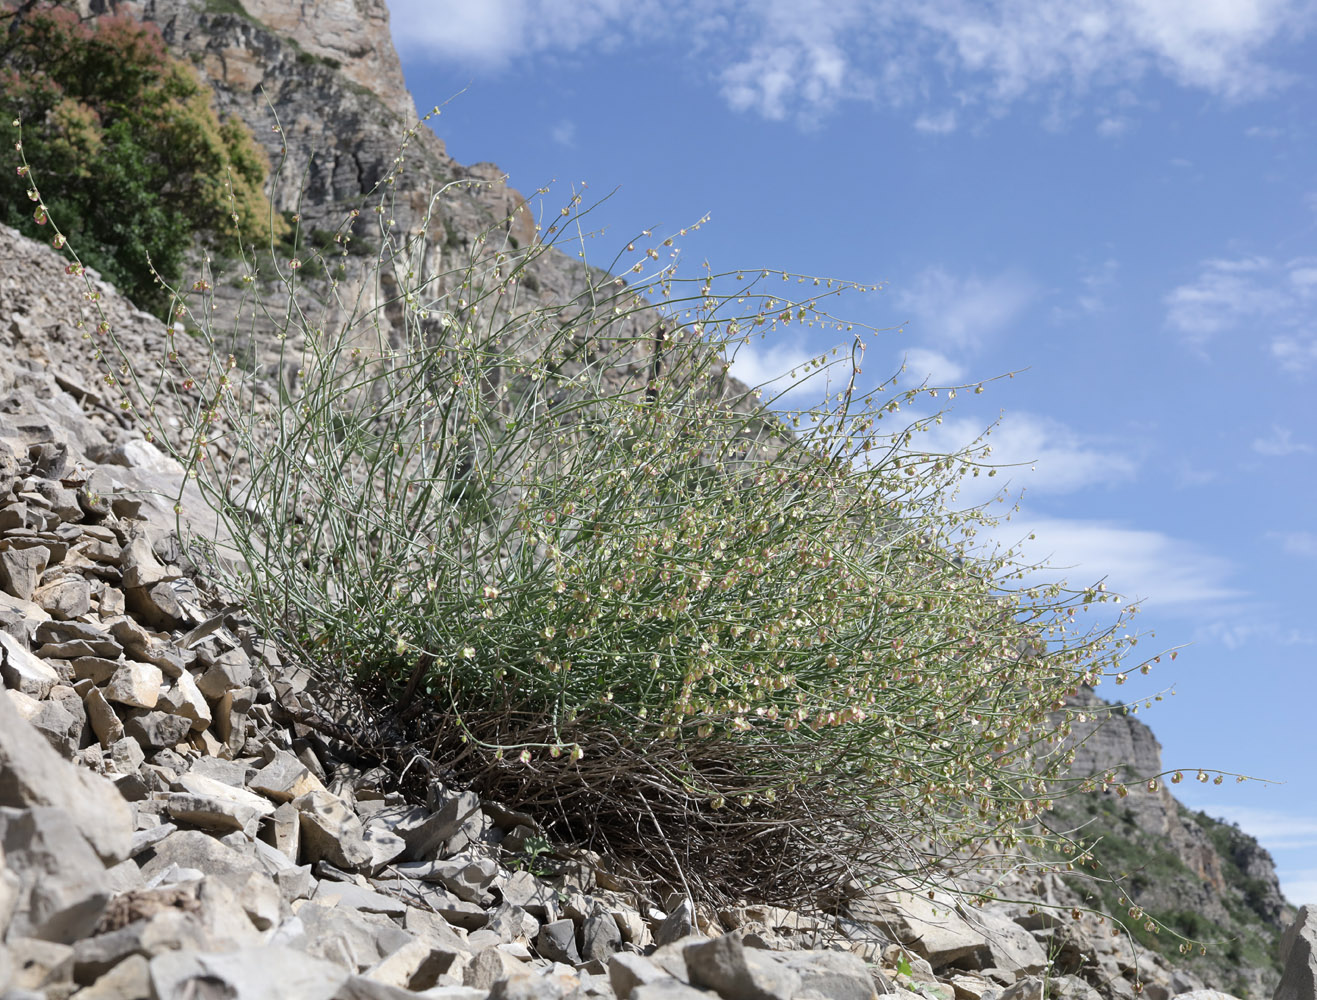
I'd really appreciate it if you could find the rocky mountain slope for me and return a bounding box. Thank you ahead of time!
[1051,688,1292,998]
[0,2,1298,998]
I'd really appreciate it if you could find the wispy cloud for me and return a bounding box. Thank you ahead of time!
[1194,617,1317,649]
[1163,256,1317,367]
[916,412,1138,499]
[1003,516,1241,609]
[913,110,958,134]
[1268,530,1317,557]
[1252,425,1313,456]
[388,0,1314,124]
[725,337,829,405]
[897,347,966,385]
[550,120,576,147]
[896,266,1036,352]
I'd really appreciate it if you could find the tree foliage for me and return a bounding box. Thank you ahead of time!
[0,1,281,313]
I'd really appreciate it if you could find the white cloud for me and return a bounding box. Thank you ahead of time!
[387,0,1314,123]
[916,412,1137,498]
[1003,516,1240,609]
[1096,115,1130,137]
[725,337,830,405]
[1269,530,1317,557]
[386,0,638,67]
[1194,617,1317,649]
[550,120,576,147]
[1164,256,1317,366]
[898,347,966,385]
[914,110,959,134]
[896,266,1036,352]
[1252,425,1313,456]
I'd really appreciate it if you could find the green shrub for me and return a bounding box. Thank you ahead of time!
[0,1,282,314]
[24,107,1180,913]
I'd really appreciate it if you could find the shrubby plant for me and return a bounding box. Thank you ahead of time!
[0,0,280,314]
[14,103,1250,962]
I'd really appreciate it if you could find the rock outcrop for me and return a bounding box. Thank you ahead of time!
[1050,688,1291,998]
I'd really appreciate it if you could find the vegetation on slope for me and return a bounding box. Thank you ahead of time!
[9,36,1253,979]
[0,0,281,314]
[1053,791,1284,997]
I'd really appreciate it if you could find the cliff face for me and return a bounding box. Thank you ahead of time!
[1055,687,1292,998]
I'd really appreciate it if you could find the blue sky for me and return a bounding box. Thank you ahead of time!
[384,0,1317,902]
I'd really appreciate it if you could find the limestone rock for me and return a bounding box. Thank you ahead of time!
[294,789,374,869]
[683,933,803,999]
[1276,905,1317,1000]
[0,630,59,698]
[0,687,132,862]
[0,806,112,943]
[149,945,349,1000]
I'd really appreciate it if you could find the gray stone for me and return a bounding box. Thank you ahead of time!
[158,668,212,731]
[407,788,487,860]
[630,982,713,1000]
[197,648,254,699]
[3,935,75,992]
[72,655,122,684]
[138,829,263,884]
[424,853,499,904]
[21,693,80,756]
[1276,905,1317,1000]
[776,949,876,1000]
[361,820,407,868]
[0,806,112,943]
[105,659,164,709]
[250,750,324,802]
[464,947,531,990]
[31,574,91,620]
[294,899,416,971]
[126,578,205,630]
[537,917,582,965]
[0,540,50,601]
[500,868,558,920]
[862,890,987,969]
[119,532,176,589]
[684,934,802,1000]
[482,901,540,945]
[72,909,211,984]
[0,630,59,698]
[149,945,350,1000]
[123,708,193,749]
[73,952,152,1000]
[610,952,672,1000]
[1000,976,1045,1000]
[315,879,408,916]
[166,791,267,838]
[655,898,697,947]
[295,789,374,869]
[85,686,126,747]
[582,910,623,963]
[0,687,133,862]
[487,970,568,1000]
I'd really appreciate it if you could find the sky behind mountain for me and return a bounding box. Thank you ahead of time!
[386,0,1317,901]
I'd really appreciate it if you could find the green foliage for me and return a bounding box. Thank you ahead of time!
[0,1,282,314]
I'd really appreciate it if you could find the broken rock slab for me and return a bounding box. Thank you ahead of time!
[0,686,132,863]
[1276,904,1317,1000]
[149,945,350,1000]
[0,805,113,943]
